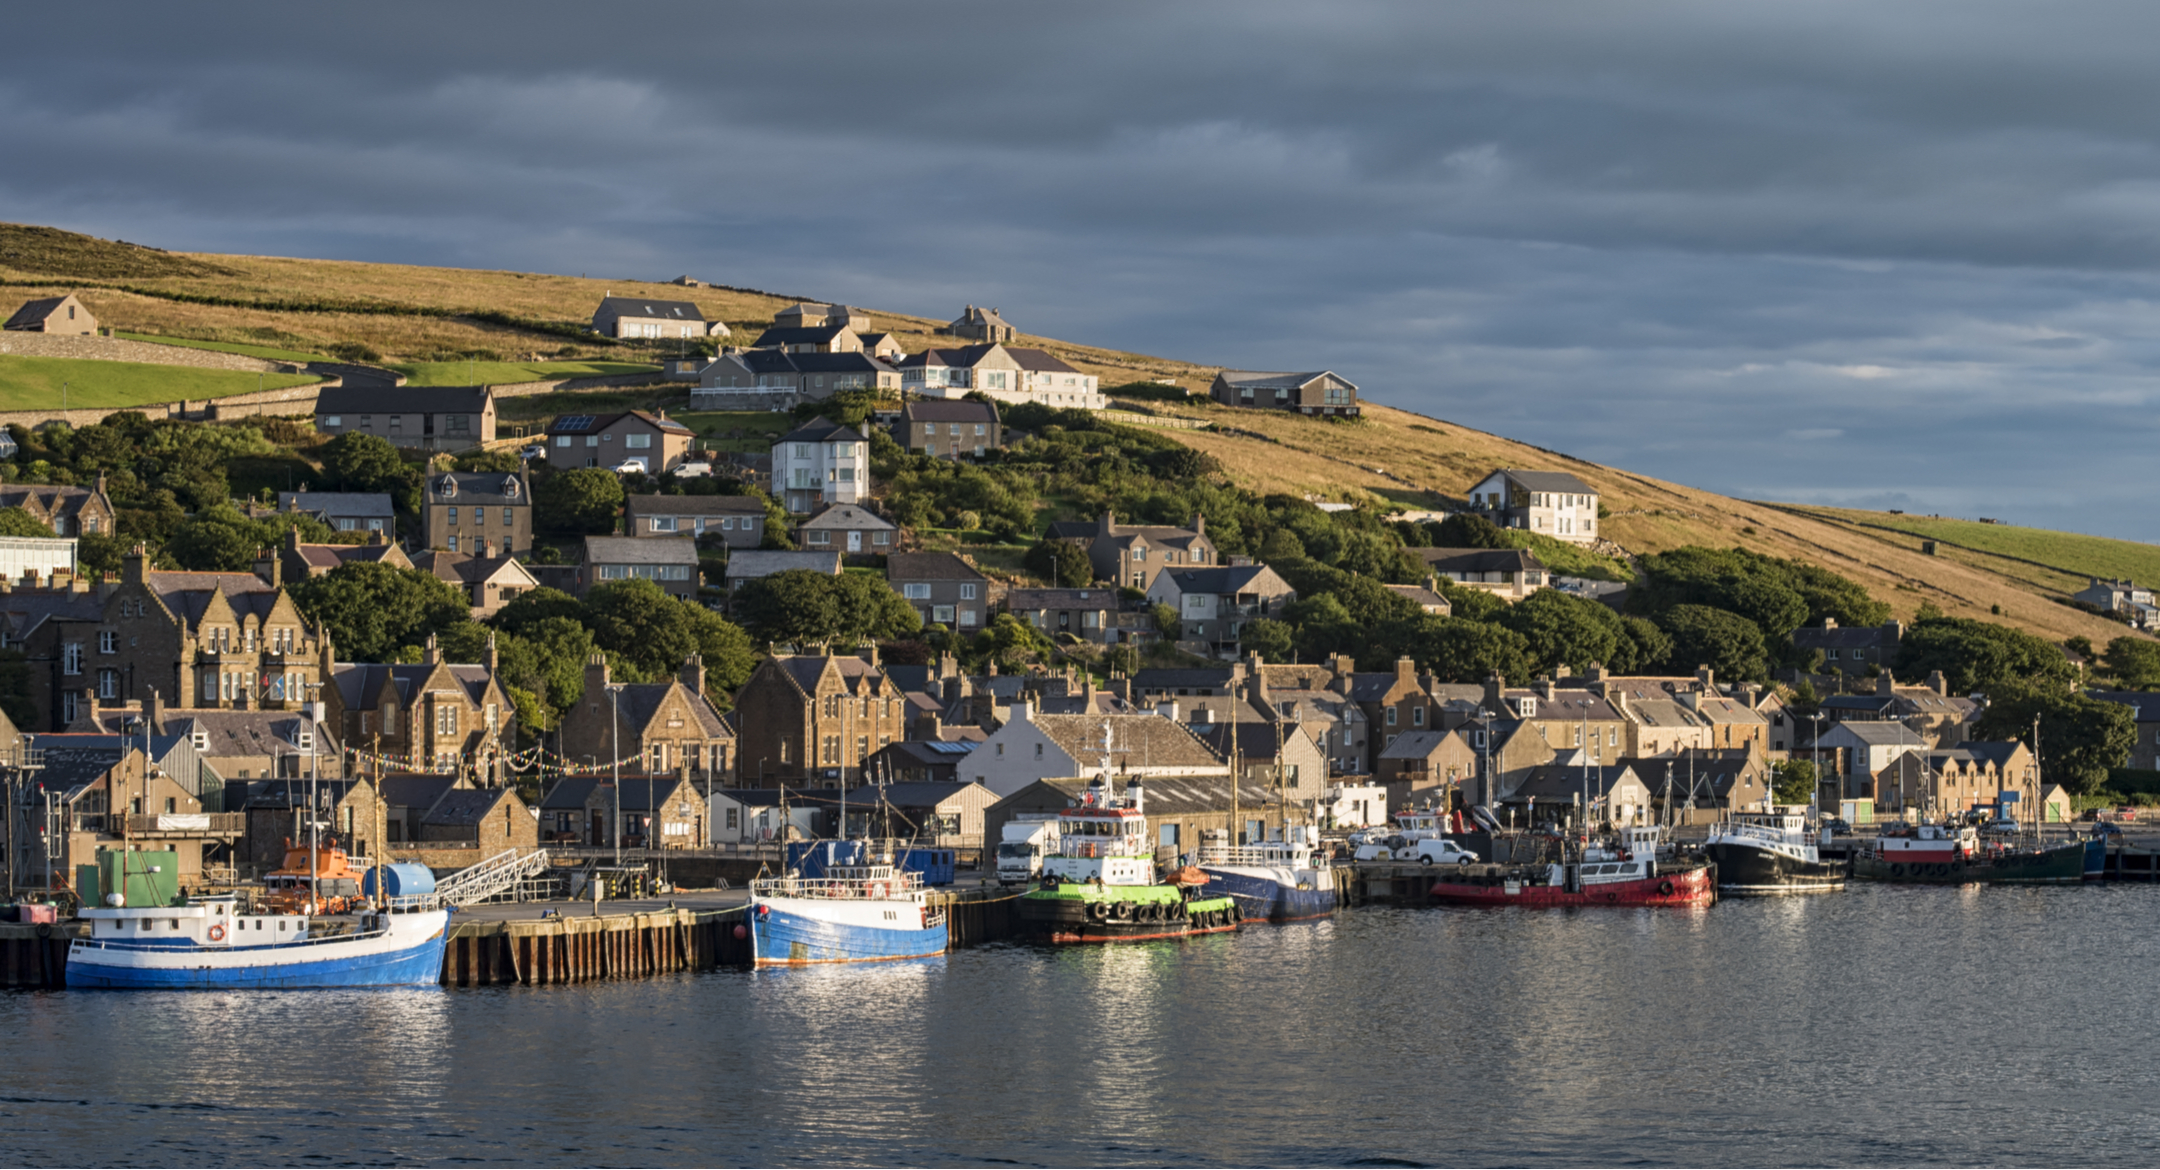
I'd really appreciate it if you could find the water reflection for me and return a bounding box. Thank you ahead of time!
[7,889,2160,1165]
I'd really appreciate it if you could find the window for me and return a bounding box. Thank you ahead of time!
[503,508,514,526]
[556,435,572,448]
[99,630,115,654]
[436,705,459,736]
[807,531,830,545]
[448,536,459,553]
[1412,707,1425,727]
[448,507,459,524]
[933,605,955,623]
[1385,705,1397,726]
[902,583,931,600]
[324,416,342,428]
[652,517,677,533]
[958,609,978,628]
[97,668,117,699]
[960,583,977,600]
[626,434,651,449]
[62,643,81,675]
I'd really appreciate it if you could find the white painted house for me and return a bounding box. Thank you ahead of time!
[963,704,1228,798]
[1465,469,1601,545]
[770,417,868,515]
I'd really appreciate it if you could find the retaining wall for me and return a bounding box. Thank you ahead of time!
[0,332,300,374]
[489,373,676,399]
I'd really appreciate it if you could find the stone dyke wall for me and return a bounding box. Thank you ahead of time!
[0,332,301,374]
[0,378,337,431]
[488,373,676,399]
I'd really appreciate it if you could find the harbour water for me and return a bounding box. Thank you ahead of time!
[4,883,2157,1167]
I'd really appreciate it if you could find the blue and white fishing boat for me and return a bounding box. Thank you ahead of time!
[749,854,947,966]
[65,897,449,989]
[1196,826,1337,922]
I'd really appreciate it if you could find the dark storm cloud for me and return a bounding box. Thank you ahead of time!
[6,1,2160,535]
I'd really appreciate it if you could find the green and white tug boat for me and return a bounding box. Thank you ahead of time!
[1017,774,1241,944]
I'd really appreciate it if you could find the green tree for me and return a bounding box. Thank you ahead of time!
[1497,589,1624,674]
[166,507,264,571]
[1408,616,1535,683]
[1659,604,1770,681]
[287,561,472,662]
[1024,539,1094,587]
[1432,579,1509,623]
[535,467,626,535]
[1772,759,1818,805]
[1258,529,1307,562]
[1433,513,1510,549]
[2103,636,2160,690]
[321,432,410,494]
[488,587,586,637]
[831,571,925,644]
[1972,683,2137,794]
[733,570,844,647]
[973,612,1054,669]
[585,577,757,691]
[1895,615,2078,694]
[1242,618,1297,664]
[75,531,128,577]
[1613,615,1674,675]
[0,510,54,538]
[1151,602,1180,640]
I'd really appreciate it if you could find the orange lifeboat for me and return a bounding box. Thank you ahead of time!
[262,839,368,915]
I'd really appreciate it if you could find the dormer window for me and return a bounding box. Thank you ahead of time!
[502,478,520,498]
[438,477,457,497]
[190,729,208,751]
[1517,697,1538,718]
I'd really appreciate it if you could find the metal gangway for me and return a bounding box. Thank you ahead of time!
[430,849,554,907]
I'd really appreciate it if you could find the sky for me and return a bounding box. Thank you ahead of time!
[6,2,2160,539]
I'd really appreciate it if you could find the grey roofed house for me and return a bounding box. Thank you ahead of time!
[1384,583,1451,613]
[1414,548,1545,575]
[275,492,395,529]
[1005,587,1115,610]
[4,294,94,334]
[886,551,985,581]
[726,549,843,587]
[538,774,604,811]
[422,787,514,829]
[799,504,895,534]
[1378,729,1456,761]
[316,384,490,417]
[584,535,697,565]
[776,417,865,446]
[1149,564,1281,596]
[750,324,857,350]
[1484,469,1598,496]
[1505,763,1647,803]
[1209,369,1362,416]
[900,399,999,424]
[591,295,723,337]
[1830,721,1928,746]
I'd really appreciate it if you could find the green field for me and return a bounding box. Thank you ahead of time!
[0,355,319,410]
[674,410,796,450]
[389,359,659,386]
[1772,505,2160,596]
[112,331,326,363]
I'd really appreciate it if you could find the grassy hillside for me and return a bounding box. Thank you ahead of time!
[0,220,2142,650]
[0,354,318,410]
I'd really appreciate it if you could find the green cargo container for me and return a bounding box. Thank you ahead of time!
[75,849,182,908]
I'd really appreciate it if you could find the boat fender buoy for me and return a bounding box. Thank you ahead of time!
[1607,892,1618,902]
[36,923,51,939]
[1658,880,1675,896]
[733,924,748,940]
[207,924,226,942]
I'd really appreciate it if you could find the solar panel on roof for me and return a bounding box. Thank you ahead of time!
[556,415,595,430]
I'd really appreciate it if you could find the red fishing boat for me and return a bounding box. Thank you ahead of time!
[1429,856,1715,907]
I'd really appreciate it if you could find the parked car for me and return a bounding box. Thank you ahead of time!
[519,444,547,461]
[2117,806,2141,822]
[1414,839,1480,866]
[610,457,649,475]
[674,461,713,478]
[1984,817,2020,834]
[1822,817,1851,836]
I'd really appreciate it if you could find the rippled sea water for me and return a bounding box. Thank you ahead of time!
[4,883,2156,1167]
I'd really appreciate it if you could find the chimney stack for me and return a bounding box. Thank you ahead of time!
[680,654,705,695]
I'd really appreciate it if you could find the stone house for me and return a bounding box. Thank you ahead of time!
[1195,720,1330,813]
[1344,656,1444,768]
[1415,548,1547,601]
[1790,618,1907,679]
[749,323,868,353]
[896,400,1004,459]
[963,704,1227,799]
[1208,370,1361,417]
[559,653,734,783]
[4,293,95,335]
[772,417,868,514]
[409,785,539,857]
[625,493,768,549]
[277,530,411,580]
[233,776,374,870]
[693,350,900,411]
[275,491,395,535]
[33,739,238,886]
[1817,671,1978,748]
[1817,720,1928,796]
[316,385,495,451]
[410,549,539,618]
[324,635,516,778]
[1617,747,1772,821]
[774,303,875,332]
[589,294,724,339]
[942,304,1017,342]
[887,552,990,632]
[0,473,117,537]
[798,503,897,557]
[539,774,705,849]
[373,773,465,847]
[1145,564,1296,658]
[1503,763,1653,826]
[1374,728,1479,811]
[1464,469,1601,545]
[837,780,998,849]
[2076,579,2158,627]
[1045,511,1217,590]
[581,536,699,601]
[421,470,532,556]
[730,650,909,785]
[862,740,983,785]
[1005,587,1119,644]
[545,410,696,472]
[86,695,339,782]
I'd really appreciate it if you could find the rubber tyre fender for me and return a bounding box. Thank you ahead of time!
[1110,901,1134,922]
[1657,880,1675,896]
[1086,900,1110,923]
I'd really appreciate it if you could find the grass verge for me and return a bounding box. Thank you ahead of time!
[111,331,326,364]
[388,359,659,386]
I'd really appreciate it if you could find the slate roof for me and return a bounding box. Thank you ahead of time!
[1384,583,1450,609]
[627,493,766,517]
[539,775,602,810]
[330,662,497,712]
[1509,764,1645,802]
[900,400,1000,424]
[317,385,490,415]
[1131,668,1238,692]
[1006,588,1115,610]
[426,472,527,505]
[886,552,985,581]
[412,550,536,587]
[275,492,395,519]
[585,535,697,566]
[376,773,465,811]
[601,680,730,738]
[838,780,983,808]
[1215,370,1359,392]
[1377,730,1459,760]
[776,417,865,446]
[423,787,514,827]
[727,550,842,581]
[547,411,693,437]
[595,295,706,323]
[1487,469,1598,496]
[1416,548,1545,574]
[1956,740,2032,767]
[751,324,857,348]
[290,542,403,571]
[800,504,895,532]
[1024,712,1224,768]
[1827,721,1928,747]
[1791,624,1899,650]
[151,709,335,758]
[2089,691,2160,722]
[896,345,1078,375]
[3,296,71,330]
[1153,565,1284,595]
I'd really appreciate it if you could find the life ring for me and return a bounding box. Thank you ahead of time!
[1658,880,1675,896]
[1606,892,1618,903]
[206,924,226,942]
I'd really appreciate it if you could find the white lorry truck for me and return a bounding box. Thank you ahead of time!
[995,816,1062,885]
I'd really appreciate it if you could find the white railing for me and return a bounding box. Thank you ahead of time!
[432,849,552,907]
[752,874,923,900]
[1059,841,1145,861]
[1198,845,1312,866]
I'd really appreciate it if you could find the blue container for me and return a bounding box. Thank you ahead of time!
[361,863,438,898]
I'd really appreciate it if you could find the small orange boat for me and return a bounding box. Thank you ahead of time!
[262,839,368,915]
